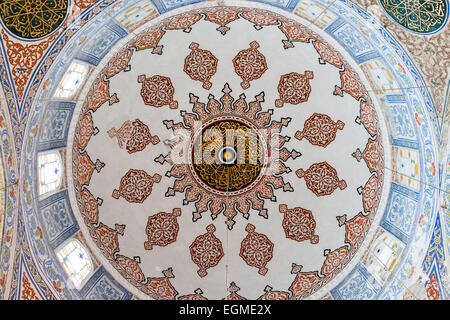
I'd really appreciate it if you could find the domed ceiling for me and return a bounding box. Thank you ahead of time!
[0,0,448,300]
[69,5,390,299]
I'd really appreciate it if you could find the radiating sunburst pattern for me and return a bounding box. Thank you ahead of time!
[158,83,300,229]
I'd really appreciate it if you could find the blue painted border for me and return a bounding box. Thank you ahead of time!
[38,190,80,249]
[330,263,382,299]
[75,21,128,66]
[79,266,133,299]
[325,17,380,64]
[151,0,204,14]
[0,0,73,42]
[37,101,76,152]
[247,0,300,11]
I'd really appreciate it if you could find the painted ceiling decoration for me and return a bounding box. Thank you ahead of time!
[0,0,448,301]
[378,0,449,34]
[0,0,70,40]
[69,7,387,298]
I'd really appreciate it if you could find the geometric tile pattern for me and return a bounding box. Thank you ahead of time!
[380,184,418,243]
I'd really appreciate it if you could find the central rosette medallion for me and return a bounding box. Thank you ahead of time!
[192,119,264,192]
[162,84,297,229]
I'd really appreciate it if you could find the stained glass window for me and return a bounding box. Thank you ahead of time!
[54,61,89,99]
[56,240,93,289]
[38,151,63,195]
[367,233,403,283]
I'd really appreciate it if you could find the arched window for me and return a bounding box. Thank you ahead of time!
[56,239,93,289]
[366,233,403,283]
[38,151,63,196]
[53,61,89,99]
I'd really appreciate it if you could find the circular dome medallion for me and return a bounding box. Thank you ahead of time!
[192,119,265,193]
[69,4,388,300]
[0,0,69,39]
